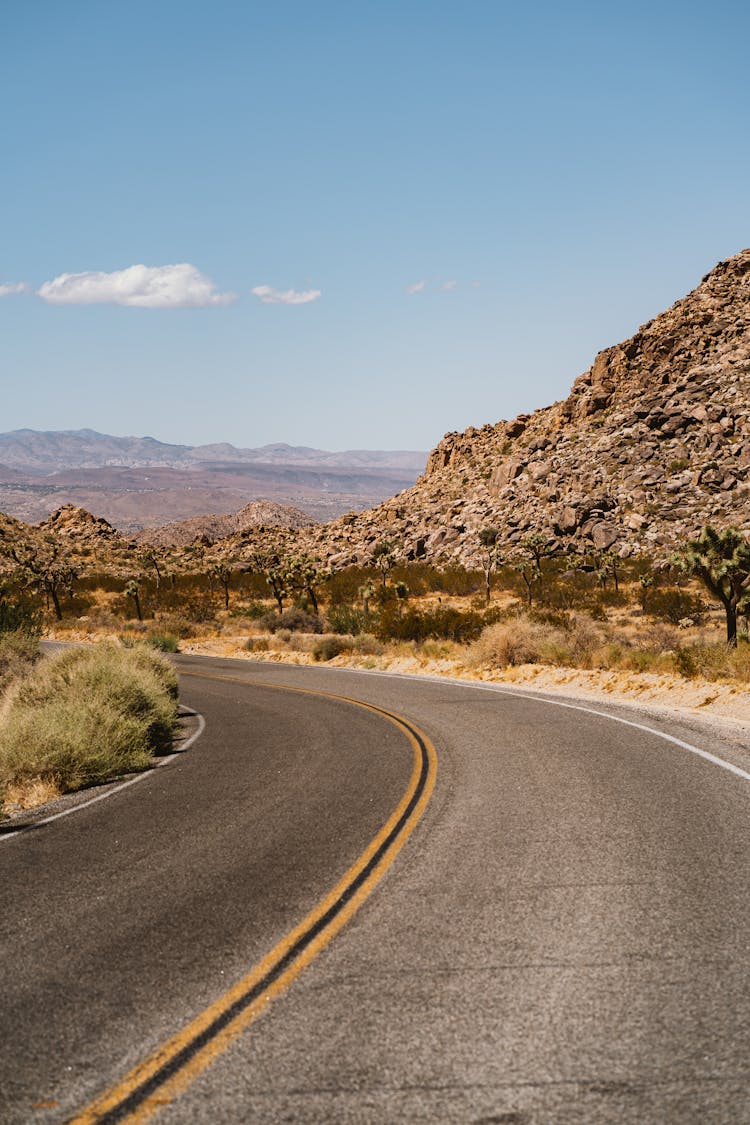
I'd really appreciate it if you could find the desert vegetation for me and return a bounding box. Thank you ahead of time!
[3,522,749,690]
[0,592,179,815]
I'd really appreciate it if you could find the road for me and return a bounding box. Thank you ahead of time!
[1,655,749,1124]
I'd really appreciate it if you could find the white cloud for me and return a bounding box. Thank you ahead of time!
[37,263,236,308]
[406,280,427,295]
[0,281,29,297]
[439,280,458,292]
[251,285,321,306]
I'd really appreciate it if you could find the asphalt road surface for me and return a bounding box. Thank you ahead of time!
[1,654,749,1124]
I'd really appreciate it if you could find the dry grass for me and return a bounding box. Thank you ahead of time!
[2,775,62,812]
[0,643,179,814]
[0,632,41,695]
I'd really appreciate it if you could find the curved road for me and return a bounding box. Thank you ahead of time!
[1,655,749,1124]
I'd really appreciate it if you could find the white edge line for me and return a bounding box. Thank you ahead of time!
[344,666,750,783]
[0,706,206,844]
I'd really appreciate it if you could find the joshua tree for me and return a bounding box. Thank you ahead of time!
[372,540,396,590]
[638,572,655,613]
[4,538,78,622]
[676,525,750,646]
[248,549,288,615]
[394,580,409,616]
[210,562,233,610]
[593,549,620,593]
[284,554,324,615]
[138,548,163,595]
[478,527,501,605]
[125,578,143,622]
[359,581,376,619]
[511,533,551,608]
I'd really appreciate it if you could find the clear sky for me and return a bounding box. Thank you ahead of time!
[2,0,748,452]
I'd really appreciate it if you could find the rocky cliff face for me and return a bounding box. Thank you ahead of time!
[297,249,750,566]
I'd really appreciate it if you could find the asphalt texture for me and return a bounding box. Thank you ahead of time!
[2,655,750,1124]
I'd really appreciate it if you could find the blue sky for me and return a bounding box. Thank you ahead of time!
[2,1,748,451]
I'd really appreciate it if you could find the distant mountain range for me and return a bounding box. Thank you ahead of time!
[0,430,428,531]
[0,429,426,474]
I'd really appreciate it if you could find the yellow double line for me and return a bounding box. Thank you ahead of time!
[69,674,438,1124]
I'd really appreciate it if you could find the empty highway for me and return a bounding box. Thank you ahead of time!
[1,655,749,1124]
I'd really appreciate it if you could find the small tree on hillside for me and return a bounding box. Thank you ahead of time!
[359,581,376,619]
[210,562,233,610]
[478,527,501,605]
[511,533,552,608]
[372,541,396,590]
[4,538,78,622]
[125,578,143,622]
[284,554,324,615]
[248,549,288,615]
[138,548,163,595]
[675,525,750,646]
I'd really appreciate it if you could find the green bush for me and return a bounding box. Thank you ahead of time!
[0,585,42,636]
[313,636,354,661]
[377,605,485,643]
[144,632,180,653]
[326,604,370,635]
[259,608,323,633]
[229,600,267,619]
[0,643,180,802]
[646,588,705,625]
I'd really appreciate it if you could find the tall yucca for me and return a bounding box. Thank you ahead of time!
[677,526,750,646]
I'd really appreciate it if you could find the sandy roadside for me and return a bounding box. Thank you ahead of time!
[176,637,750,753]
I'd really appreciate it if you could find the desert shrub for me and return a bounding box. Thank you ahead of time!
[647,588,705,625]
[377,605,484,643]
[324,566,377,606]
[284,633,320,653]
[313,636,354,662]
[351,633,384,655]
[471,617,561,667]
[0,643,179,801]
[326,604,369,635]
[259,608,323,634]
[672,641,750,683]
[77,604,122,630]
[76,572,124,594]
[673,646,698,677]
[144,632,180,653]
[151,613,196,639]
[229,600,267,619]
[0,633,41,693]
[245,637,270,652]
[621,649,666,674]
[0,586,42,636]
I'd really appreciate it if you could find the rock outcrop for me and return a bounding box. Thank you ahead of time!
[134,500,316,548]
[291,249,750,567]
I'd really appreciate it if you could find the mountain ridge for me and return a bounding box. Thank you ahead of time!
[0,429,427,473]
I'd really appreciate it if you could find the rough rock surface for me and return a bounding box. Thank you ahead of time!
[280,249,750,567]
[133,500,316,548]
[38,505,120,544]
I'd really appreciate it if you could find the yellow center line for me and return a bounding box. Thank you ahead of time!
[68,672,438,1125]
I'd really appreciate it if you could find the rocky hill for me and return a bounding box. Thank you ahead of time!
[2,251,748,575]
[286,249,750,567]
[134,500,316,548]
